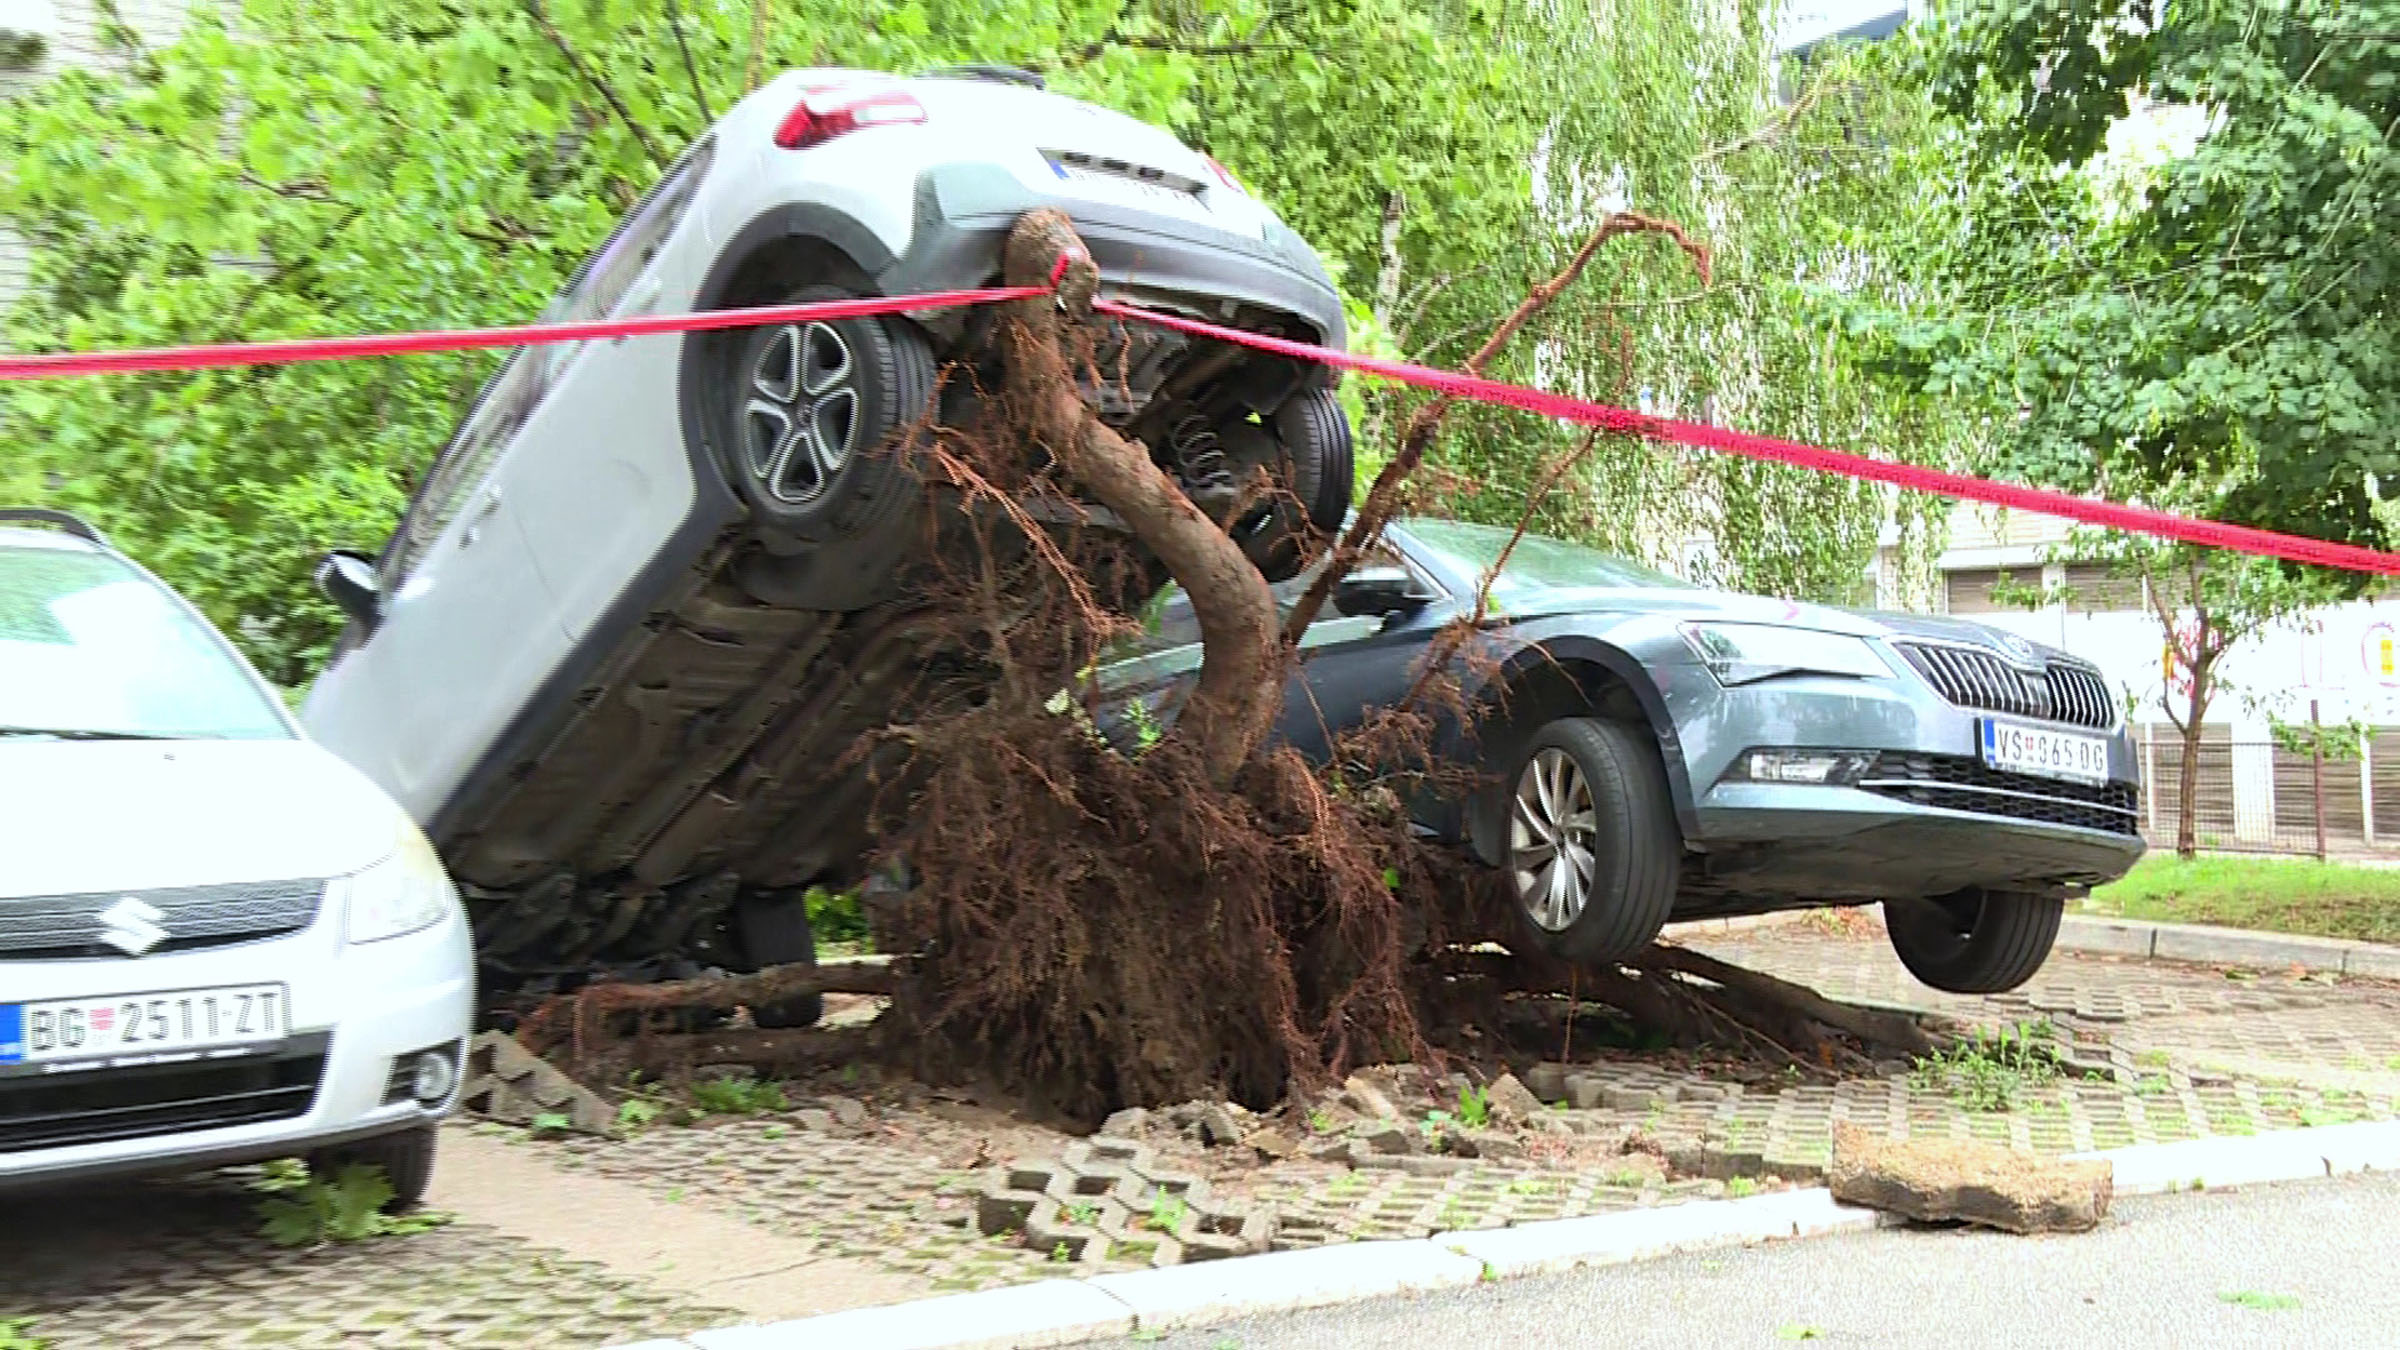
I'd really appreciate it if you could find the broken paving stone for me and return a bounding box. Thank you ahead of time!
[1343,1074,1401,1122]
[1300,1134,1355,1163]
[1452,1130,1528,1163]
[792,1108,837,1133]
[1359,1124,1419,1156]
[1601,1085,1663,1111]
[1484,1072,1545,1124]
[1564,1074,1608,1111]
[824,1096,870,1129]
[1244,1127,1301,1160]
[1828,1122,2112,1235]
[1100,1108,1151,1138]
[1524,1062,1568,1103]
[1196,1104,1248,1147]
[458,1031,617,1137]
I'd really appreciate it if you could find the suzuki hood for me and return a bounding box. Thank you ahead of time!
[0,739,404,898]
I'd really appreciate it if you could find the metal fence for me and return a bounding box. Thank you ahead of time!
[2137,724,2400,858]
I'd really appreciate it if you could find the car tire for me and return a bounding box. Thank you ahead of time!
[1233,385,1355,582]
[724,283,937,549]
[311,1125,438,1212]
[1502,717,1680,966]
[1882,889,2063,994]
[733,890,823,1030]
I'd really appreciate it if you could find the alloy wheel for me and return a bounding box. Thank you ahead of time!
[1510,746,1599,931]
[742,321,861,505]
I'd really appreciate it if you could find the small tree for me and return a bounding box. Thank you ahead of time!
[2126,542,2347,858]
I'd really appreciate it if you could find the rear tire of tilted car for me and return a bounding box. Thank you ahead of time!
[311,1125,437,1212]
[722,283,937,548]
[1237,384,1355,583]
[733,890,824,1030]
[1502,717,1680,967]
[1883,889,2063,994]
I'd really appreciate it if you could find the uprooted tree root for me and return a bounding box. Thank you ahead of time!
[871,715,1449,1126]
[522,207,1962,1120]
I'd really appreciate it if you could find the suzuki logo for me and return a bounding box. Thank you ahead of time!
[97,897,169,957]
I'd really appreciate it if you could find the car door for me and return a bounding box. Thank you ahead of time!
[497,139,718,642]
[1274,552,1454,763]
[1088,547,1453,763]
[302,350,575,825]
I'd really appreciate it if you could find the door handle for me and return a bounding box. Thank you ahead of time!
[460,487,503,547]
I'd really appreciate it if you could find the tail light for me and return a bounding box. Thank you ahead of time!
[1204,155,1245,194]
[775,88,928,149]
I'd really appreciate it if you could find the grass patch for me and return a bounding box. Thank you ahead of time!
[1910,1021,2071,1112]
[2218,1290,2301,1311]
[2086,856,2400,944]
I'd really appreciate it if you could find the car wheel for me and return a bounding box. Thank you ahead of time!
[1503,717,1679,966]
[1231,385,1355,582]
[311,1125,438,1211]
[733,889,823,1030]
[1883,889,2062,994]
[726,283,936,548]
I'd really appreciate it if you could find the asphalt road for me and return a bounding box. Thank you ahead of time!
[1090,1172,2400,1349]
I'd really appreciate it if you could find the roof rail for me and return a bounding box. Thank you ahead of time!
[0,507,110,549]
[921,63,1046,90]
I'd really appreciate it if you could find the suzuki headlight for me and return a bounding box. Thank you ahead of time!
[339,820,456,945]
[1681,622,1893,686]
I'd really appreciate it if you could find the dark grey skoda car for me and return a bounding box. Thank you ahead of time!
[1100,518,2146,995]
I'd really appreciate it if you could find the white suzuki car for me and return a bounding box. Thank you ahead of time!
[0,509,472,1205]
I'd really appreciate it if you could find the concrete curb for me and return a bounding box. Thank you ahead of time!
[607,1120,2400,1350]
[2057,914,2400,978]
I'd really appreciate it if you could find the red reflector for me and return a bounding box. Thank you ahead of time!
[1205,155,1245,193]
[775,89,928,149]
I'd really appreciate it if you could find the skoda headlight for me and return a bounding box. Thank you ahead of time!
[339,820,456,945]
[1680,622,1893,686]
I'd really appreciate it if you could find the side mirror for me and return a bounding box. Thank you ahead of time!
[315,550,385,630]
[1332,565,1434,619]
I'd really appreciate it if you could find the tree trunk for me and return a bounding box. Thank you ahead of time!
[995,211,1285,786]
[2176,662,2212,859]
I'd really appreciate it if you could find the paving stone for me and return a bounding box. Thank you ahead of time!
[0,1172,730,1349]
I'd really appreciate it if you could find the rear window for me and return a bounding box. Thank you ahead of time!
[0,545,289,740]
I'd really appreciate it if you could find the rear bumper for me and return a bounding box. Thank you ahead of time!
[884,162,1347,349]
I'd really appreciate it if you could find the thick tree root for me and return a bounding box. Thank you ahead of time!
[515,959,895,1060]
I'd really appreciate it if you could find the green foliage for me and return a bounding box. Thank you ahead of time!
[529,1111,574,1135]
[252,1161,452,1247]
[1144,1187,1189,1235]
[1909,1021,2069,1112]
[2217,1290,2302,1312]
[1454,1084,1489,1128]
[615,1095,665,1132]
[0,1318,45,1350]
[1887,0,2400,551]
[688,1075,789,1116]
[804,883,871,947]
[0,0,1959,687]
[1851,0,2400,855]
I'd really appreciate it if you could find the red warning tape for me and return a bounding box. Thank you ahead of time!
[4,274,2393,577]
[0,287,1045,380]
[1093,300,2400,579]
